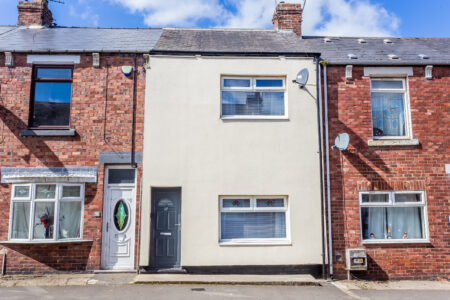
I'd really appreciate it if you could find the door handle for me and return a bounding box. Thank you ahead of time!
[174,224,181,226]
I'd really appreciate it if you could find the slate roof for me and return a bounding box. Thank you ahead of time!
[0,25,448,65]
[152,28,319,56]
[0,26,162,53]
[154,28,450,65]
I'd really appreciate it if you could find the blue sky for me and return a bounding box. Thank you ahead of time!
[1,0,449,37]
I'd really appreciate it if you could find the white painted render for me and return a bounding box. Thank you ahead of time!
[140,55,322,267]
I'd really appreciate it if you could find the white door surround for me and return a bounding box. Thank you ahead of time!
[101,166,137,270]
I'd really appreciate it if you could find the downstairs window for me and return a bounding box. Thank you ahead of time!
[359,191,428,242]
[219,196,289,244]
[10,183,84,241]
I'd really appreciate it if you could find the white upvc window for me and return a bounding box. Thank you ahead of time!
[359,191,428,243]
[219,196,290,245]
[370,78,412,139]
[9,183,84,242]
[221,77,287,119]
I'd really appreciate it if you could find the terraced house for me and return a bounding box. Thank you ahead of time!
[0,0,448,280]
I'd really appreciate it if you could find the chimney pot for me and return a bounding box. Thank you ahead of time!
[272,1,303,36]
[18,0,53,27]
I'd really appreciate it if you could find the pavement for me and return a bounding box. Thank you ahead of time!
[0,273,448,299]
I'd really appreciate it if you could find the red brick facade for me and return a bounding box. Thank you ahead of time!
[0,54,146,274]
[325,65,450,280]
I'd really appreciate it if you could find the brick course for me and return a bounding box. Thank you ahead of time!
[325,65,450,280]
[0,54,145,274]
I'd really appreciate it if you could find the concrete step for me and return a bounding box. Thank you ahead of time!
[133,274,320,286]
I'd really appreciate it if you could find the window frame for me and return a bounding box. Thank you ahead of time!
[220,76,288,120]
[359,191,429,244]
[29,65,74,129]
[219,195,290,245]
[8,183,84,242]
[370,78,412,140]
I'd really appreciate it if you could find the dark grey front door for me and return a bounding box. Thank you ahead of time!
[150,188,181,269]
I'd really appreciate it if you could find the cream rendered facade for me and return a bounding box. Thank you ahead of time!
[139,55,322,268]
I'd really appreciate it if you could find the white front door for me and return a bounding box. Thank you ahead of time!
[101,167,136,270]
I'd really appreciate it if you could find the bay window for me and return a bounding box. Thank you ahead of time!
[219,196,289,244]
[10,183,84,241]
[359,191,428,243]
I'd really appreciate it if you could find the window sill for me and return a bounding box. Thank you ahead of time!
[368,138,419,147]
[219,240,292,246]
[221,116,289,121]
[20,129,76,137]
[362,239,430,245]
[0,239,93,245]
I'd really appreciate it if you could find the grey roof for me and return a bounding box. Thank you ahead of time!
[152,28,319,55]
[154,28,450,65]
[303,36,450,65]
[0,26,162,53]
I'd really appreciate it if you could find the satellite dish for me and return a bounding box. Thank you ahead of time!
[333,133,350,151]
[295,68,309,88]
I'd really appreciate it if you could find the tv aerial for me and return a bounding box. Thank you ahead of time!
[49,0,65,4]
[332,133,350,151]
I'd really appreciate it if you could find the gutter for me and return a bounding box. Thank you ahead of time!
[149,50,321,57]
[316,57,327,280]
[321,60,334,279]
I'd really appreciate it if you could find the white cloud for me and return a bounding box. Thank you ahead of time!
[69,0,99,26]
[109,0,400,36]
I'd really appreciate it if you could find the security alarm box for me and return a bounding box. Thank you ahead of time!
[346,248,367,271]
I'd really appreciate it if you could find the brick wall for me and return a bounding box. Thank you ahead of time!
[272,2,302,36]
[18,0,53,27]
[326,65,450,280]
[0,53,145,274]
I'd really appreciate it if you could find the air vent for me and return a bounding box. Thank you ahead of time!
[348,53,358,59]
[384,39,393,44]
[388,54,399,60]
[418,54,429,60]
[324,37,332,43]
[358,38,367,44]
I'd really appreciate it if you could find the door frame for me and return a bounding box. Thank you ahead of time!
[149,187,182,270]
[101,165,137,270]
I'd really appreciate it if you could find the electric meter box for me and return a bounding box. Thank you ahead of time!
[346,248,367,271]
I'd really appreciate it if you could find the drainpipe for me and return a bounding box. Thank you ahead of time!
[316,57,326,280]
[321,61,333,279]
[130,54,138,168]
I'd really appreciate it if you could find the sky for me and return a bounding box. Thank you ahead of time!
[1,0,449,37]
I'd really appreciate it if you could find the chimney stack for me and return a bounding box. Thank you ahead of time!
[18,0,53,27]
[272,1,303,36]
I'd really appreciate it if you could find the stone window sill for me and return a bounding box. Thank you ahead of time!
[0,240,93,245]
[368,138,419,147]
[20,129,76,137]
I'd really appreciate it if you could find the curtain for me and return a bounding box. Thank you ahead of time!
[59,201,82,239]
[387,207,423,239]
[11,202,30,239]
[222,91,284,116]
[371,92,405,136]
[221,212,286,239]
[362,207,423,240]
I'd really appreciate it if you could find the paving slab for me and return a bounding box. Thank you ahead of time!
[334,279,450,290]
[133,274,320,286]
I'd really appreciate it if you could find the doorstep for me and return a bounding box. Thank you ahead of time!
[133,274,320,286]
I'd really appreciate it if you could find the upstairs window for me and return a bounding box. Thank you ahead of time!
[221,77,286,118]
[30,66,73,127]
[370,79,410,138]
